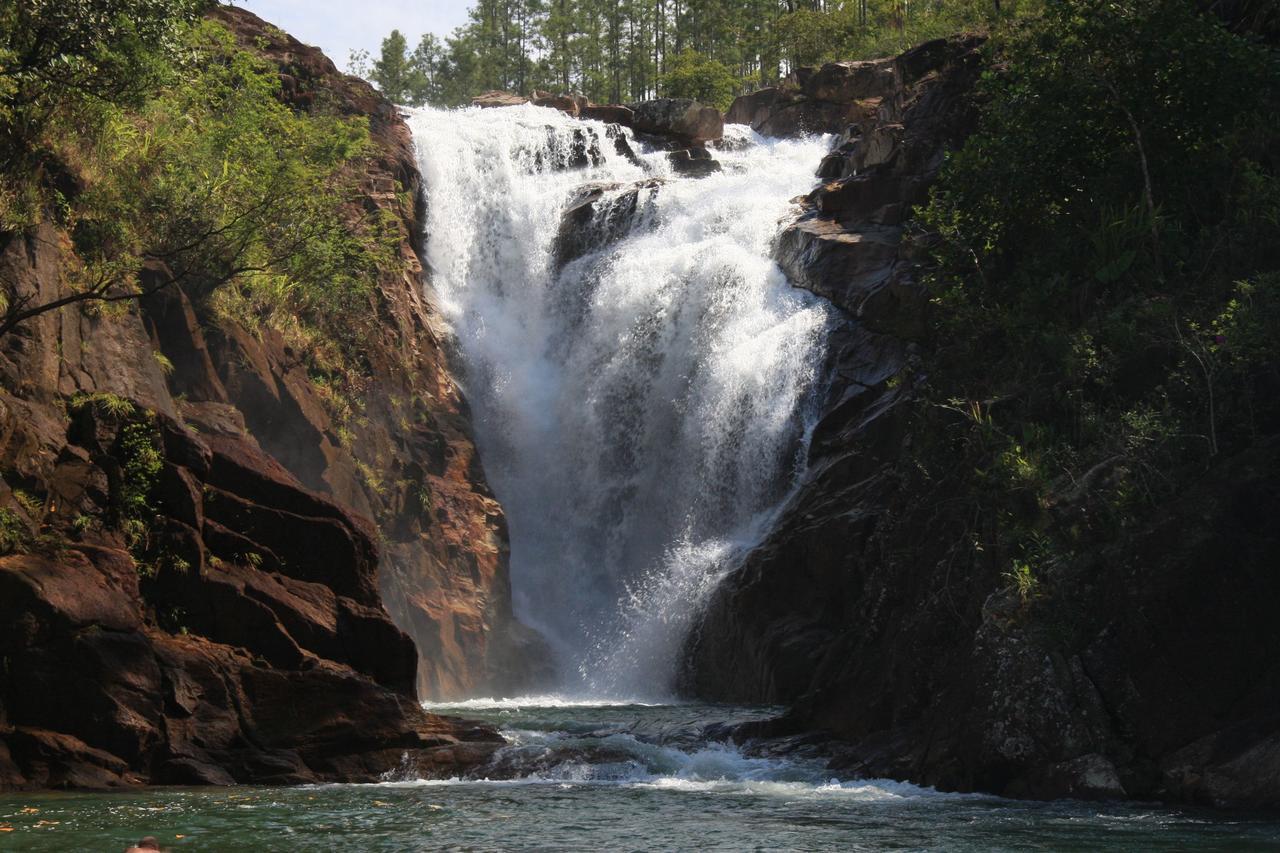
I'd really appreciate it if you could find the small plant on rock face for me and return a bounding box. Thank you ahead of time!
[152,350,175,376]
[0,508,31,556]
[69,392,135,419]
[11,489,44,521]
[1005,559,1040,604]
[119,422,162,518]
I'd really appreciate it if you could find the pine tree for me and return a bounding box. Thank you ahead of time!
[372,30,412,103]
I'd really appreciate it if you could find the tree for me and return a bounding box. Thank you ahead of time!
[351,0,1044,106]
[912,0,1280,564]
[409,34,447,104]
[371,29,413,103]
[0,0,202,167]
[660,49,736,107]
[1,19,390,341]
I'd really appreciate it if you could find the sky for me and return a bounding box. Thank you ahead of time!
[236,0,472,74]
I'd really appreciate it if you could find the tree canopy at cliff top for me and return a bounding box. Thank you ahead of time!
[353,0,1024,108]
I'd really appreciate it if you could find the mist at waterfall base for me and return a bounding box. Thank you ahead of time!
[409,103,834,698]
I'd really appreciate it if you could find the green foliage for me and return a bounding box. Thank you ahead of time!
[660,50,737,110]
[0,506,30,555]
[0,0,203,165]
[75,19,382,308]
[356,0,1027,107]
[775,0,1008,68]
[11,489,43,520]
[117,420,162,549]
[70,391,135,418]
[912,0,1280,580]
[1005,560,1040,604]
[3,15,398,404]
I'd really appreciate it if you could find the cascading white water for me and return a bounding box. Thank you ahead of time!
[408,103,833,697]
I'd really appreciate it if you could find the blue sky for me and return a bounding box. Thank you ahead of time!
[236,0,471,73]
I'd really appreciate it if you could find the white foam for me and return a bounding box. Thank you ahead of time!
[422,694,673,711]
[408,104,834,694]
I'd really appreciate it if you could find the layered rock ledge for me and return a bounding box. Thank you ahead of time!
[0,6,529,790]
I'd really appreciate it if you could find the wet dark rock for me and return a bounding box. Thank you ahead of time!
[685,32,1280,811]
[582,104,635,125]
[555,179,664,267]
[605,123,642,166]
[667,147,722,177]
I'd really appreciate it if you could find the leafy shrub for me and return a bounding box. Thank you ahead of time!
[660,50,738,110]
[910,0,1280,581]
[0,507,30,555]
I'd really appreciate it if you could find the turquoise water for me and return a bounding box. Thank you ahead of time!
[2,701,1278,851]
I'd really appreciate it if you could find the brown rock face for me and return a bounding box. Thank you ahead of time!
[0,6,534,790]
[725,56,899,137]
[473,90,531,108]
[631,98,724,144]
[531,90,580,115]
[580,104,635,125]
[204,6,545,701]
[684,34,1280,810]
[0,404,504,790]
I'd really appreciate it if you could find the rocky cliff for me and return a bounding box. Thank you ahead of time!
[684,36,1280,809]
[0,7,527,790]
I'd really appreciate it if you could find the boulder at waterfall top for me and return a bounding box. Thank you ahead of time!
[472,89,724,147]
[725,55,902,137]
[630,98,725,144]
[0,5,524,791]
[473,90,535,109]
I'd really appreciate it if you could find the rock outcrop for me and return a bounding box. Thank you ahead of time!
[684,34,985,709]
[631,98,724,144]
[471,89,723,152]
[667,147,722,177]
[554,180,664,268]
[210,6,543,702]
[725,53,902,137]
[0,6,530,790]
[684,34,1280,810]
[472,90,531,108]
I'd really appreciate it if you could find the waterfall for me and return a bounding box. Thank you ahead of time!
[408,104,833,698]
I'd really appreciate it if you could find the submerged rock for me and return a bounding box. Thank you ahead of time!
[532,125,604,170]
[606,123,642,166]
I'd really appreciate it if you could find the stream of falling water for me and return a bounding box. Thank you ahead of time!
[408,104,833,697]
